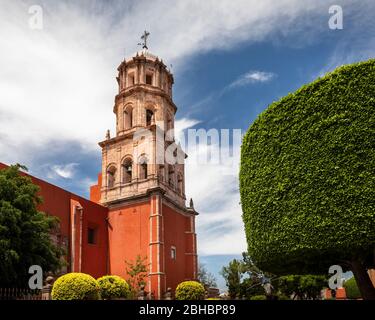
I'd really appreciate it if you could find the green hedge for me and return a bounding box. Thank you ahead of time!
[51,273,100,300]
[240,59,375,274]
[175,281,205,300]
[97,275,130,300]
[344,277,361,299]
[250,295,267,300]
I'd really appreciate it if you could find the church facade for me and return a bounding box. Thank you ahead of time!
[0,48,198,299]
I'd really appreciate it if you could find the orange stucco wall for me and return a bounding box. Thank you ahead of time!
[163,203,190,292]
[107,197,197,299]
[107,201,151,284]
[89,173,102,203]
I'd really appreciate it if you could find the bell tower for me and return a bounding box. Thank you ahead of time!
[90,35,198,299]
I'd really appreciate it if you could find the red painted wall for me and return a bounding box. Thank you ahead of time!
[107,201,151,282]
[90,173,102,203]
[163,203,197,294]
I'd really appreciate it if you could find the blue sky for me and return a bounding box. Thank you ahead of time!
[0,0,374,291]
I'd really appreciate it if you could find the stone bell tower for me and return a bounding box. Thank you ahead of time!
[90,34,198,299]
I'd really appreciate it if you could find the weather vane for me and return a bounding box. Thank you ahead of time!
[138,30,150,50]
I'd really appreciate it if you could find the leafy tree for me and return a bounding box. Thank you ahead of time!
[240,59,375,299]
[221,253,279,299]
[239,277,265,299]
[344,277,361,300]
[197,263,217,289]
[278,275,326,300]
[241,252,277,298]
[0,164,62,287]
[220,259,243,299]
[125,255,148,297]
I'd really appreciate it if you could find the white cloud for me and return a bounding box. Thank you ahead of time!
[51,163,79,179]
[170,117,246,255]
[174,118,200,140]
[228,71,276,89]
[176,120,246,255]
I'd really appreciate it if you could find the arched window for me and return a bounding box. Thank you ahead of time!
[124,106,133,130]
[177,173,183,195]
[128,73,135,86]
[146,73,153,85]
[107,165,116,188]
[122,158,132,183]
[139,155,148,180]
[168,165,175,188]
[146,109,154,126]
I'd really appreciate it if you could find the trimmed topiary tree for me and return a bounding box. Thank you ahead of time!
[175,281,205,300]
[344,277,361,300]
[240,59,375,299]
[51,273,101,300]
[97,275,130,300]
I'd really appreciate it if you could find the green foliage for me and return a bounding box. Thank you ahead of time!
[278,275,326,300]
[220,259,244,299]
[175,281,205,300]
[0,164,63,287]
[198,263,217,289]
[240,278,265,299]
[240,59,375,275]
[250,295,267,300]
[221,252,278,299]
[97,275,130,300]
[51,273,101,300]
[125,255,148,297]
[344,277,361,299]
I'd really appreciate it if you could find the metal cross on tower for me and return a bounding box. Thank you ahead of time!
[138,30,150,50]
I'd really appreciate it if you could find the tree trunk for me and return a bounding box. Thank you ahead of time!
[350,260,375,300]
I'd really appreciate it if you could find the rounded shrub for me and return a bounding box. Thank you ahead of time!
[175,281,205,300]
[344,277,361,299]
[51,272,100,300]
[240,59,375,275]
[97,275,130,300]
[250,295,267,300]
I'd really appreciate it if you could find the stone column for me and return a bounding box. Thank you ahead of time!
[136,63,140,84]
[155,66,160,89]
[141,63,145,84]
[123,66,127,89]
